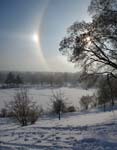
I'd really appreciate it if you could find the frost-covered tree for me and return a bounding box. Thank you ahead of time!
[7,88,41,126]
[15,75,23,86]
[59,0,117,109]
[5,72,15,87]
[51,91,67,120]
[80,95,92,110]
[59,0,117,76]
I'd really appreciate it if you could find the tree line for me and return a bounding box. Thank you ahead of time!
[0,71,82,88]
[4,72,23,88]
[1,80,116,126]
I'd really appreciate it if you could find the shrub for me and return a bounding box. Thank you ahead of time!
[80,95,92,110]
[51,91,67,120]
[28,104,43,124]
[6,88,41,126]
[67,106,76,112]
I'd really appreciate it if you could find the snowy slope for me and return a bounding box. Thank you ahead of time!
[0,87,95,110]
[0,110,117,150]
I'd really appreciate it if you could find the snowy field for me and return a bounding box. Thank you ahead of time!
[0,87,95,110]
[0,87,117,150]
[0,110,117,150]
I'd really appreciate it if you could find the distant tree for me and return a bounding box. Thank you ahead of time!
[5,72,15,87]
[0,108,7,117]
[0,73,4,84]
[90,94,98,108]
[15,75,23,86]
[80,95,92,110]
[51,91,67,120]
[47,73,54,86]
[97,77,115,111]
[6,88,41,126]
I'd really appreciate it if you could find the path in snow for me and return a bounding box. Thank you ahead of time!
[0,110,117,150]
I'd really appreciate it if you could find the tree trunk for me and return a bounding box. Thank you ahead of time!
[59,111,61,120]
[107,74,114,110]
[104,103,106,112]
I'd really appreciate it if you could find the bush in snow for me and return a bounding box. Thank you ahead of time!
[28,105,43,124]
[66,106,76,112]
[80,95,92,110]
[6,88,41,126]
[51,90,67,120]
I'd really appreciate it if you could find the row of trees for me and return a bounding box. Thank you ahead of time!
[0,71,81,88]
[4,72,23,88]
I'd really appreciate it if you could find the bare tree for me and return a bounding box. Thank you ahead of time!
[51,91,67,120]
[6,88,41,126]
[5,72,15,87]
[15,75,23,87]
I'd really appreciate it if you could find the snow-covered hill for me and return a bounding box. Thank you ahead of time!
[0,110,117,150]
[0,87,95,110]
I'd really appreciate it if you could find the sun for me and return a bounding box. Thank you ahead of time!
[32,33,39,44]
[86,36,90,42]
[86,36,91,46]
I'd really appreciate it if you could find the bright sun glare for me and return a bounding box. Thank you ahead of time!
[86,36,91,46]
[86,36,90,42]
[32,33,39,44]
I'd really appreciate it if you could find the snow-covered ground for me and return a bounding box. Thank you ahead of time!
[0,87,95,110]
[0,110,117,150]
[0,87,116,150]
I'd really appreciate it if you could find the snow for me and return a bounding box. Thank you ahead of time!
[0,110,117,150]
[0,87,95,110]
[0,87,116,150]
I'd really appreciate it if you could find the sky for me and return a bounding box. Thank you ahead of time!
[0,0,91,72]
